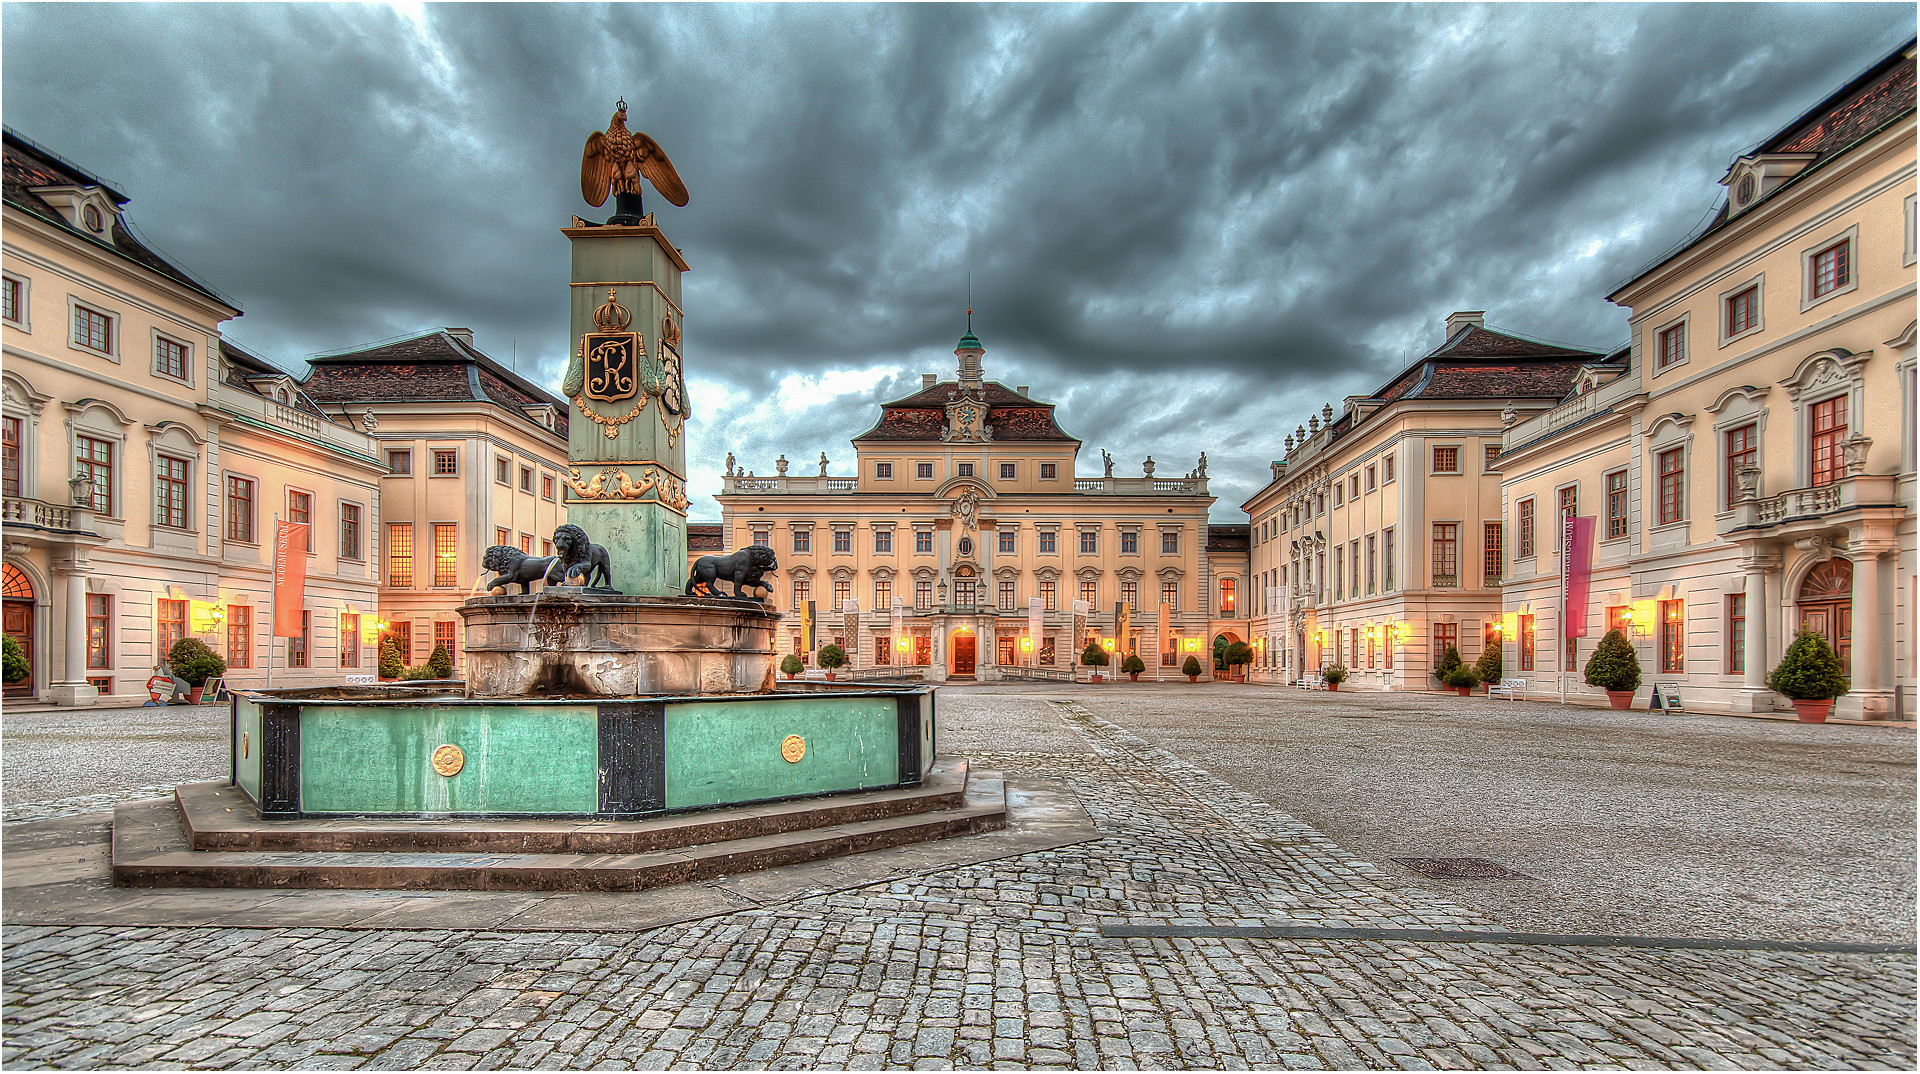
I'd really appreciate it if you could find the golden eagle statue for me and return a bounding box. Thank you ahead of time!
[580,99,689,216]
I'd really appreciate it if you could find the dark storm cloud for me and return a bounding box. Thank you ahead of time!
[3,2,1910,517]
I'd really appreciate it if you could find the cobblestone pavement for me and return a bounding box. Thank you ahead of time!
[3,703,228,818]
[3,691,1914,1069]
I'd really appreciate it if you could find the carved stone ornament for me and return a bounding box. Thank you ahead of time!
[724,452,736,477]
[819,452,829,476]
[1501,405,1518,427]
[1841,433,1872,476]
[1143,456,1155,477]
[580,100,689,220]
[1734,464,1763,503]
[564,465,690,512]
[952,489,981,533]
[942,386,991,442]
[776,454,789,475]
[360,410,379,433]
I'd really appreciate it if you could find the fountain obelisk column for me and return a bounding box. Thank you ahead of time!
[559,215,692,595]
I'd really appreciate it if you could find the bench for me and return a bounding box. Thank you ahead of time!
[1487,678,1528,700]
[1296,677,1321,690]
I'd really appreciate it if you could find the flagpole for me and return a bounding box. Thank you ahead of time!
[1559,517,1568,706]
[267,512,279,691]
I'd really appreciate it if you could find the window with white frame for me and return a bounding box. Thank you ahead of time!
[1721,277,1763,344]
[875,461,893,479]
[71,300,114,355]
[1,274,24,328]
[1803,228,1856,309]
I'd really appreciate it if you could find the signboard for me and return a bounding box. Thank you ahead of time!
[1071,599,1089,665]
[1562,516,1595,638]
[273,522,309,637]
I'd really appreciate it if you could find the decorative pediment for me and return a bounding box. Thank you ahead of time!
[933,476,995,499]
[1075,566,1103,581]
[145,420,206,448]
[1115,566,1143,581]
[1,372,49,415]
[911,566,937,579]
[1032,565,1061,581]
[870,565,896,581]
[1644,412,1695,440]
[1156,565,1185,579]
[1782,348,1868,400]
[1886,320,1917,352]
[993,565,1020,579]
[830,566,855,581]
[786,564,815,579]
[1706,385,1768,414]
[63,397,133,427]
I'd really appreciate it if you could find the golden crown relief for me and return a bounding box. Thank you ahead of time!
[593,290,634,331]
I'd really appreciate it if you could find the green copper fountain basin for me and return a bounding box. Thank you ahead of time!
[231,686,935,819]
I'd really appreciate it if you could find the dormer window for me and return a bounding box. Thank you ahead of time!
[1721,153,1815,219]
[1735,175,1755,207]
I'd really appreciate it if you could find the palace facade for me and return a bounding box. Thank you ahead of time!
[1500,39,1916,719]
[3,129,384,704]
[713,327,1249,680]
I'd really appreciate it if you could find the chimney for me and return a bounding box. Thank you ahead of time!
[445,327,475,347]
[1445,311,1485,338]
[922,373,938,389]
[1016,385,1029,396]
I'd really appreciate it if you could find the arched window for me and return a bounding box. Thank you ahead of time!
[3,563,33,599]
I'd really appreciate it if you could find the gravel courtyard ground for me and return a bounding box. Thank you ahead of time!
[3,685,1913,1069]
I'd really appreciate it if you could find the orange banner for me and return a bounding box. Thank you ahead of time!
[273,522,309,636]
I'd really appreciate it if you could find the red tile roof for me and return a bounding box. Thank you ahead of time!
[687,523,725,551]
[853,381,1076,442]
[302,330,569,437]
[1372,325,1601,404]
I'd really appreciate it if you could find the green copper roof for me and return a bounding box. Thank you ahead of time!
[957,333,981,350]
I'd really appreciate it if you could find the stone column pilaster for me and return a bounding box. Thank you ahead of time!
[1736,549,1778,712]
[50,562,96,707]
[1841,529,1897,720]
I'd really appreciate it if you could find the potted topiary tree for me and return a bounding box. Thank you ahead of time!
[1433,645,1462,692]
[1583,629,1641,709]
[780,653,804,680]
[1181,654,1203,682]
[427,643,454,680]
[1323,664,1349,691]
[1081,641,1110,683]
[1474,642,1503,696]
[167,637,226,703]
[817,643,846,681]
[378,636,404,681]
[1768,629,1849,723]
[1224,641,1253,683]
[1444,666,1480,696]
[2,635,29,686]
[1121,653,1146,682]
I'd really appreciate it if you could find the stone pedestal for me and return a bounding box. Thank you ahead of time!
[458,593,780,697]
[561,216,691,596]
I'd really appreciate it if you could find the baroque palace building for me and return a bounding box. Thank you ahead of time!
[300,329,571,677]
[2,129,384,704]
[713,325,1249,681]
[1500,39,1916,719]
[1242,311,1608,689]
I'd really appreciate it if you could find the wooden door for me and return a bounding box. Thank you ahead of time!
[3,600,33,696]
[952,635,976,676]
[1799,603,1852,674]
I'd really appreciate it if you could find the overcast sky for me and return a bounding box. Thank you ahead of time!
[4,3,1911,519]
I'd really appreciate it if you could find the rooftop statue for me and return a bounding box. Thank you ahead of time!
[581,99,689,221]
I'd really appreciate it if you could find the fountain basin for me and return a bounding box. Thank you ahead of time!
[458,592,781,697]
[232,686,933,819]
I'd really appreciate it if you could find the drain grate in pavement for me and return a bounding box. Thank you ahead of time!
[1391,856,1535,880]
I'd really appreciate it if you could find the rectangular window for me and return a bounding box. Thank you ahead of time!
[1484,444,1501,472]
[288,611,311,668]
[1120,580,1137,611]
[1,276,18,324]
[340,503,362,560]
[1040,463,1057,480]
[226,605,252,669]
[1659,599,1685,673]
[72,303,112,352]
[998,635,1015,665]
[998,530,1015,554]
[387,523,413,587]
[1079,579,1097,606]
[833,579,850,607]
[1432,523,1458,587]
[1040,580,1056,611]
[1383,454,1395,482]
[916,462,933,479]
[1366,632,1375,670]
[833,530,852,554]
[518,532,532,554]
[155,456,188,529]
[340,613,361,667]
[1120,531,1138,555]
[388,450,412,475]
[1161,531,1178,554]
[1658,323,1685,369]
[1518,500,1535,558]
[1367,534,1377,594]
[433,523,458,587]
[1350,541,1360,599]
[542,539,553,558]
[1079,530,1097,555]
[1366,465,1376,490]
[957,462,974,477]
[1433,446,1459,473]
[914,634,932,666]
[1435,622,1458,665]
[496,457,511,485]
[1811,396,1847,487]
[434,621,456,670]
[86,593,111,669]
[1726,286,1758,336]
[519,466,533,492]
[792,577,811,607]
[874,579,892,609]
[876,462,893,479]
[157,598,187,657]
[1727,594,1746,675]
[915,578,932,610]
[1218,578,1235,614]
[917,529,935,553]
[954,579,976,606]
[793,529,811,553]
[1724,424,1757,508]
[1334,558,1344,601]
[1558,486,1578,523]
[1161,579,1178,610]
[1000,463,1016,480]
[1482,522,1502,586]
[155,336,189,381]
[224,474,254,542]
[1350,475,1360,499]
[1334,483,1343,506]
[1000,579,1017,610]
[875,529,892,554]
[433,449,458,476]
[76,435,113,514]
[874,635,891,665]
[1519,614,1535,673]
[1606,605,1630,636]
[541,474,554,501]
[1383,527,1394,591]
[1811,240,1850,299]
[287,490,310,529]
[1657,448,1684,526]
[1606,470,1629,539]
[2,415,19,498]
[495,526,511,548]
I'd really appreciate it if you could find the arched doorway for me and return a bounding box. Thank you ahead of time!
[1213,631,1242,672]
[948,627,977,678]
[1797,559,1852,674]
[4,564,36,697]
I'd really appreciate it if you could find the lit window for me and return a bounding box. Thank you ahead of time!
[340,613,360,668]
[157,599,187,657]
[541,474,555,500]
[86,594,112,669]
[155,456,188,529]
[226,605,252,669]
[915,578,932,609]
[387,523,414,587]
[1120,580,1137,611]
[1659,600,1685,673]
[1810,397,1846,487]
[833,579,850,607]
[1040,580,1056,611]
[874,579,892,608]
[496,527,510,547]
[1218,578,1235,614]
[433,524,458,587]
[1079,579,1097,606]
[1160,579,1177,610]
[518,532,532,554]
[1000,579,1016,609]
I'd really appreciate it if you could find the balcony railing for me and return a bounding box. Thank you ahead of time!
[1724,473,1895,537]
[274,402,321,434]
[727,473,1208,496]
[2,496,91,533]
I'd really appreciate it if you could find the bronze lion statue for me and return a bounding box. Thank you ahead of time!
[686,545,777,601]
[482,545,560,594]
[552,524,613,589]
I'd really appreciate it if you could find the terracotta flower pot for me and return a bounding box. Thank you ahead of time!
[1187,674,1198,683]
[1791,699,1832,723]
[188,685,205,703]
[1327,682,1340,692]
[824,671,836,681]
[1605,690,1634,709]
[784,672,796,680]
[1129,672,1140,682]
[1455,686,1471,697]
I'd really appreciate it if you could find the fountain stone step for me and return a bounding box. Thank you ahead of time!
[111,763,1007,893]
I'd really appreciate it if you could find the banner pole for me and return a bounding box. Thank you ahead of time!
[1559,517,1568,706]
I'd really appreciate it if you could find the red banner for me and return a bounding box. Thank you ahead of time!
[273,522,309,637]
[1562,515,1595,638]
